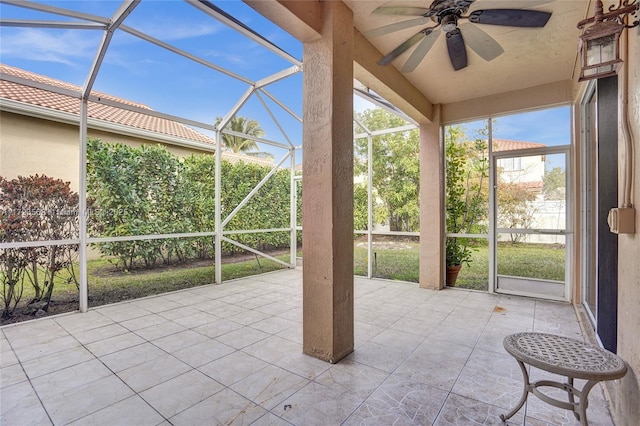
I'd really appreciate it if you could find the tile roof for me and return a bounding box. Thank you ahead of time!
[1,64,217,145]
[493,139,547,151]
[0,64,275,168]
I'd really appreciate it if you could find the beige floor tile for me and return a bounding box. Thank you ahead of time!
[250,412,292,426]
[346,341,408,373]
[2,319,69,349]
[172,338,235,367]
[276,381,363,426]
[192,317,243,338]
[169,388,266,426]
[354,321,385,342]
[363,377,449,425]
[198,351,270,386]
[31,359,113,399]
[73,323,129,345]
[272,351,332,380]
[230,364,309,410]
[99,342,166,373]
[1,381,52,426]
[21,345,95,379]
[14,334,81,363]
[172,311,220,328]
[158,306,202,321]
[119,313,169,331]
[434,393,526,426]
[0,345,19,367]
[94,304,154,322]
[54,310,115,334]
[242,335,301,364]
[86,331,146,357]
[134,320,186,341]
[393,339,472,392]
[40,374,134,425]
[429,323,484,348]
[355,309,401,328]
[388,316,438,337]
[216,326,270,349]
[151,329,209,353]
[475,325,532,355]
[276,323,302,344]
[116,353,191,392]
[131,297,184,314]
[250,316,297,334]
[256,302,294,316]
[1,362,28,388]
[315,359,387,399]
[227,309,272,326]
[451,348,524,410]
[140,369,224,418]
[343,401,414,426]
[370,328,425,352]
[67,395,164,426]
[0,271,617,426]
[276,307,302,322]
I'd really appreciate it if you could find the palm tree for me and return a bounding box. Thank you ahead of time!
[215,116,273,159]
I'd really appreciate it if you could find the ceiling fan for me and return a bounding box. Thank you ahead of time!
[369,0,552,72]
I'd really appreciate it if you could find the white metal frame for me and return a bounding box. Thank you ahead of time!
[0,0,434,317]
[353,118,419,279]
[0,0,304,311]
[444,109,573,298]
[492,146,573,302]
[580,80,599,325]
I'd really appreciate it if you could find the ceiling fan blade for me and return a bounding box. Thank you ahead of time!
[470,1,552,11]
[372,6,432,16]
[446,29,467,71]
[469,9,551,27]
[365,17,431,38]
[459,22,504,61]
[378,31,427,66]
[402,29,440,72]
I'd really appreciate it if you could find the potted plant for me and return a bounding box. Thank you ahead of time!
[444,127,489,287]
[445,237,472,286]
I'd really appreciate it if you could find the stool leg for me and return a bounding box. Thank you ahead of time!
[500,360,529,422]
[567,377,579,420]
[576,380,597,426]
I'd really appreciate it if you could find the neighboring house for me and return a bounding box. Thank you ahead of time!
[493,139,547,190]
[493,139,566,242]
[0,63,273,191]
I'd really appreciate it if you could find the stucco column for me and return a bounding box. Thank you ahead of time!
[301,0,354,363]
[419,105,444,289]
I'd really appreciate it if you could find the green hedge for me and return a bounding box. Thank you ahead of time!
[87,138,299,271]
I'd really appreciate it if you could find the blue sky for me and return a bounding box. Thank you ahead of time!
[0,0,305,159]
[1,0,571,160]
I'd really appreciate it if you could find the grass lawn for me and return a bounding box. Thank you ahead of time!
[1,253,292,324]
[3,241,565,323]
[354,240,565,291]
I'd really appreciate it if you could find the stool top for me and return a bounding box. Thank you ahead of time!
[503,332,627,381]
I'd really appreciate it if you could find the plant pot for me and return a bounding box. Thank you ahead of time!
[446,264,462,286]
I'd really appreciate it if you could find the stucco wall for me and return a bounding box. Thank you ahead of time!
[612,28,640,426]
[0,111,209,191]
[0,112,80,189]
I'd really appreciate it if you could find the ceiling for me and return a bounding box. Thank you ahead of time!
[344,0,592,105]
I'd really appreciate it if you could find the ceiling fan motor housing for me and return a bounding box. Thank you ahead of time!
[429,0,475,17]
[441,14,459,32]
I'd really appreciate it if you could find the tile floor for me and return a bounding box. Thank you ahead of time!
[1,269,615,425]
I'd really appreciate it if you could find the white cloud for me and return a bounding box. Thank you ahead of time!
[129,20,221,41]
[201,48,248,67]
[0,28,99,66]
